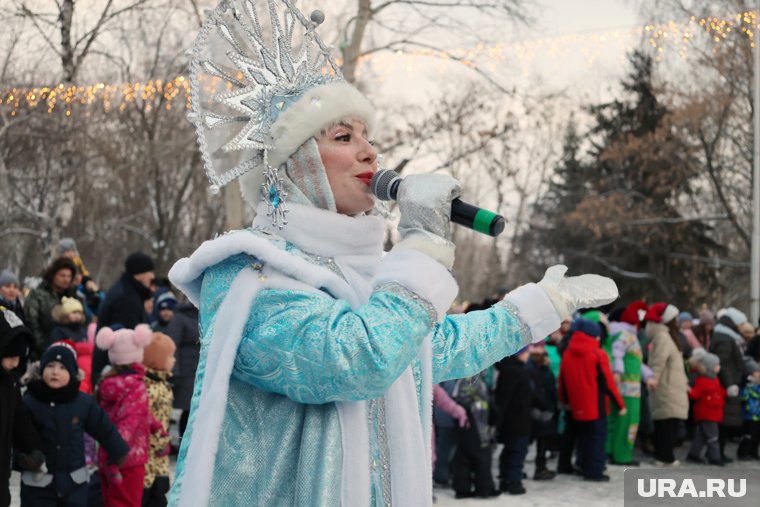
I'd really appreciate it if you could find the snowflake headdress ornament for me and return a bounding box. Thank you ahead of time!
[187,0,376,228]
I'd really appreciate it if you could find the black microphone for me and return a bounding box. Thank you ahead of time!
[371,169,506,237]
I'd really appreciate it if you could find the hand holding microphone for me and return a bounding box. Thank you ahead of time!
[371,169,506,237]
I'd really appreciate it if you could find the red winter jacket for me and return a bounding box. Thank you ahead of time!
[97,363,162,472]
[558,332,625,421]
[689,375,726,423]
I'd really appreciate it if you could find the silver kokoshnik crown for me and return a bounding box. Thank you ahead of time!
[187,0,343,227]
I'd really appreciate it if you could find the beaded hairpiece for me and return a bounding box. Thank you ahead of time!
[187,0,343,228]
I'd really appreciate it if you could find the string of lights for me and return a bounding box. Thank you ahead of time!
[1,10,757,116]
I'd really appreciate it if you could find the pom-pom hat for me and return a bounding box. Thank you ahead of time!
[96,324,152,366]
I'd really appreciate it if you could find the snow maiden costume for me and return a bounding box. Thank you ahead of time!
[168,1,619,505]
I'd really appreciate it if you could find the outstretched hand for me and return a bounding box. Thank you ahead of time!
[537,265,619,319]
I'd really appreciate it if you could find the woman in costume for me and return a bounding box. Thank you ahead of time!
[168,1,619,505]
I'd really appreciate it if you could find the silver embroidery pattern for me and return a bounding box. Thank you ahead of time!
[187,0,342,194]
[375,282,437,326]
[368,398,392,507]
[495,299,532,338]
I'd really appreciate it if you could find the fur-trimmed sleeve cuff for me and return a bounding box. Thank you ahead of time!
[501,283,562,343]
[372,249,458,321]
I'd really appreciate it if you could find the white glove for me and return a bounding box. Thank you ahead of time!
[727,384,739,397]
[393,173,461,269]
[536,265,618,319]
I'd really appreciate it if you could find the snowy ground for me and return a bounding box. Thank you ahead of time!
[9,440,759,506]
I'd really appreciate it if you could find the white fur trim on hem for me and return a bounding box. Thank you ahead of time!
[177,268,264,507]
[372,249,458,321]
[503,283,562,342]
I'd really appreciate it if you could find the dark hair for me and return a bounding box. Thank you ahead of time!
[42,257,78,285]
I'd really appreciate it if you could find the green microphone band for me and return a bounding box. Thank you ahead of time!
[473,209,498,235]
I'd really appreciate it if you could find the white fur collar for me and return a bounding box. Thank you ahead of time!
[252,202,385,258]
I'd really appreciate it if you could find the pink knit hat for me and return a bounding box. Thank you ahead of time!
[95,324,152,366]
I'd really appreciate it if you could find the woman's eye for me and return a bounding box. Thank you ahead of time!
[368,139,376,147]
[335,133,351,142]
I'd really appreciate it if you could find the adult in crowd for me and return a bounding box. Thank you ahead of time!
[59,238,104,320]
[646,303,689,466]
[91,252,155,381]
[166,300,199,440]
[24,258,78,359]
[709,307,748,462]
[0,270,25,324]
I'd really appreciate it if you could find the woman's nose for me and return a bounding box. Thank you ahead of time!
[360,139,377,165]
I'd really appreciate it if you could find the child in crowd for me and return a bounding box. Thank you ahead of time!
[0,307,44,507]
[50,296,94,393]
[737,358,760,460]
[494,346,534,494]
[450,371,499,499]
[21,341,129,506]
[142,332,176,507]
[685,350,726,465]
[558,318,626,482]
[96,324,163,507]
[49,296,88,343]
[526,343,558,480]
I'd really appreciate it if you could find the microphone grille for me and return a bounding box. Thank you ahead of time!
[371,169,400,201]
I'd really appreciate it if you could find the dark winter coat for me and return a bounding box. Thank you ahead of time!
[92,273,152,381]
[558,331,625,422]
[710,320,746,427]
[22,374,128,500]
[167,304,200,410]
[0,330,42,507]
[494,357,533,439]
[24,281,75,359]
[526,357,558,438]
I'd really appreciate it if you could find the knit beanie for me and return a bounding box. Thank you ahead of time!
[0,269,18,287]
[677,312,693,326]
[143,332,176,371]
[570,317,602,339]
[697,352,720,379]
[61,296,83,316]
[722,307,748,328]
[0,307,31,358]
[699,308,715,326]
[58,238,78,257]
[40,340,78,378]
[156,292,177,311]
[124,252,155,276]
[744,357,760,376]
[644,302,679,324]
[95,324,152,366]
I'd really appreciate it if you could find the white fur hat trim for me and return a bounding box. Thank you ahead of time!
[239,82,376,207]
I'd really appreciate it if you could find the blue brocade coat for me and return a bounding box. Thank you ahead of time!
[167,205,559,507]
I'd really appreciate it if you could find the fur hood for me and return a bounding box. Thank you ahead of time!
[21,360,85,385]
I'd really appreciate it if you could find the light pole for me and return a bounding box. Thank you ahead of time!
[752,3,760,324]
